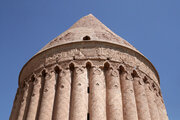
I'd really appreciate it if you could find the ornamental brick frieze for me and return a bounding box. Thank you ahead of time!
[20,45,159,86]
[21,47,158,81]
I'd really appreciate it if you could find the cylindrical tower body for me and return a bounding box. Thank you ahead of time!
[10,14,168,120]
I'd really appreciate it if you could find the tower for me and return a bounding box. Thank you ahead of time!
[10,14,168,120]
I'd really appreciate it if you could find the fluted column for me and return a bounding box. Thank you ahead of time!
[89,66,106,120]
[161,100,169,120]
[133,76,151,120]
[155,90,168,120]
[10,88,19,120]
[144,79,160,120]
[26,75,41,120]
[120,71,138,120]
[10,88,23,120]
[106,68,123,120]
[70,67,88,120]
[53,69,71,120]
[38,70,56,120]
[17,82,32,120]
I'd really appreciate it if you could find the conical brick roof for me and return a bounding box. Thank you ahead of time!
[37,14,139,54]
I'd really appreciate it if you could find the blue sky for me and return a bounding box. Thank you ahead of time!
[0,0,179,119]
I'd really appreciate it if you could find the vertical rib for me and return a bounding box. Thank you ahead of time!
[23,80,34,120]
[106,68,123,120]
[53,69,71,120]
[144,81,160,120]
[9,97,16,120]
[9,88,22,120]
[70,67,88,120]
[133,77,151,120]
[155,91,169,120]
[120,72,138,120]
[38,71,56,120]
[17,82,30,120]
[161,99,168,120]
[26,76,41,120]
[35,73,45,120]
[89,67,106,120]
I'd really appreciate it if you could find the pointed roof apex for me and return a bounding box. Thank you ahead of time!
[87,13,94,16]
[69,14,110,30]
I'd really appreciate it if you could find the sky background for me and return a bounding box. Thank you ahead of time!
[0,0,179,119]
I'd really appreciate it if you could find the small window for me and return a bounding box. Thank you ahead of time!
[83,36,91,40]
[87,87,90,93]
[87,113,90,120]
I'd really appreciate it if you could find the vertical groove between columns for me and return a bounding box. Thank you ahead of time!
[35,74,45,120]
[86,66,90,119]
[52,71,59,119]
[69,67,74,120]
[119,71,124,120]
[104,68,108,120]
